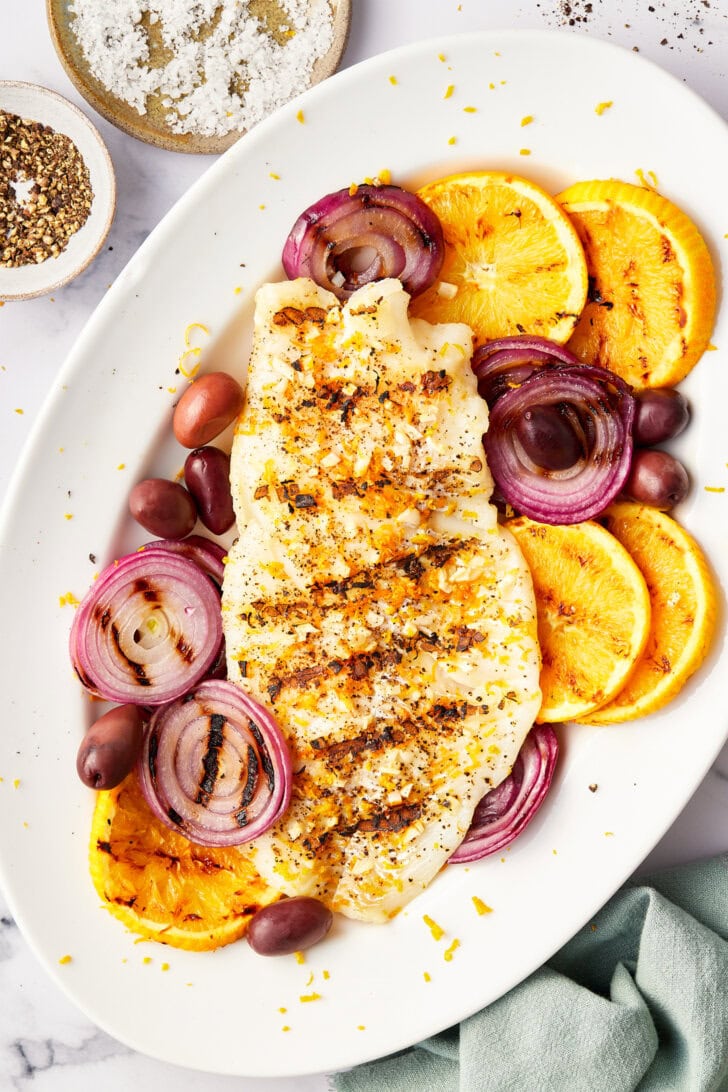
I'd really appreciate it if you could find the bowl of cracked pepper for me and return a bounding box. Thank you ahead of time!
[0,81,115,301]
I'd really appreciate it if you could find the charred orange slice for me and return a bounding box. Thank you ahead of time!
[507,516,651,723]
[88,774,278,951]
[557,179,716,388]
[579,503,718,723]
[411,171,588,345]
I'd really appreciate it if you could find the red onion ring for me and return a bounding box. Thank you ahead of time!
[484,364,635,524]
[472,335,581,408]
[450,724,559,862]
[69,548,223,705]
[137,680,292,846]
[139,535,226,587]
[282,184,444,300]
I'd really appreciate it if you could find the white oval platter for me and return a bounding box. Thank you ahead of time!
[0,29,727,1078]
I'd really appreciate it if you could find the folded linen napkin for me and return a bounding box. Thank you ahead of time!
[334,856,728,1092]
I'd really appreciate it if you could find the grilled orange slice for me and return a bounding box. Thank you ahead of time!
[579,503,717,724]
[411,171,588,345]
[557,179,716,388]
[507,516,651,722]
[88,774,278,951]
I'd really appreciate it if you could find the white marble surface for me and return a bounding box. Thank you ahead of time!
[0,0,726,1087]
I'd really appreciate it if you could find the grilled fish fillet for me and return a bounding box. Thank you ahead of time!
[222,277,541,922]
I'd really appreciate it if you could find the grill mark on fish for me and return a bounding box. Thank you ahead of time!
[339,802,422,836]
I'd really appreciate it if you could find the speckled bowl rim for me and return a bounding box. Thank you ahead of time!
[0,80,116,301]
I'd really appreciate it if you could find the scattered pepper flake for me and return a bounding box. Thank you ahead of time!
[472,896,493,916]
[589,784,598,793]
[444,84,455,99]
[423,914,445,941]
[299,992,322,1003]
[58,954,72,965]
[590,923,598,932]
[443,938,460,962]
[520,115,534,126]
[595,101,613,115]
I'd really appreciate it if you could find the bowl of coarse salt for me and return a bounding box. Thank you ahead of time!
[47,0,352,154]
[0,81,116,302]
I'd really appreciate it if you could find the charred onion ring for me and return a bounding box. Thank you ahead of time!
[69,548,223,705]
[137,680,292,846]
[484,364,635,524]
[471,334,582,408]
[451,724,559,862]
[282,184,444,300]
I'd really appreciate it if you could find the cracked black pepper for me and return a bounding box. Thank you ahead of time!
[0,110,94,268]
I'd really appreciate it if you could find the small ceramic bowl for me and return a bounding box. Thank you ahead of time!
[0,81,116,301]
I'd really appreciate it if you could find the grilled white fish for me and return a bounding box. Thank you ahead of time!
[222,277,541,922]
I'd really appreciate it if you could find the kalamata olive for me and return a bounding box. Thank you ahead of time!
[76,705,144,789]
[246,896,333,956]
[515,404,584,471]
[129,478,197,539]
[173,372,244,449]
[624,449,690,509]
[633,388,690,447]
[184,447,235,535]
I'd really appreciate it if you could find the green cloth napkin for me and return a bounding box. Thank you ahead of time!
[334,856,728,1092]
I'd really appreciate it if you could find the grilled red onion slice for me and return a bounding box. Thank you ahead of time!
[139,535,226,587]
[451,724,559,862]
[282,184,444,300]
[484,364,635,524]
[69,548,223,705]
[137,680,292,846]
[472,335,581,408]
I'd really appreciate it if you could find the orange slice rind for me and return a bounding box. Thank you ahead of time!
[557,179,716,389]
[411,170,588,346]
[578,503,718,724]
[89,774,278,951]
[507,516,651,723]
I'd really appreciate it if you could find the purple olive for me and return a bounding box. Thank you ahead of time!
[129,478,197,540]
[515,404,584,471]
[77,705,144,789]
[633,388,690,447]
[246,896,333,956]
[624,449,690,509]
[183,447,235,535]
